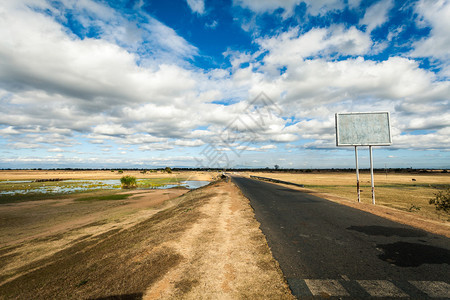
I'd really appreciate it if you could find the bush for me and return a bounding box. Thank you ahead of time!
[429,188,450,213]
[120,175,137,188]
[165,167,172,174]
[118,170,123,174]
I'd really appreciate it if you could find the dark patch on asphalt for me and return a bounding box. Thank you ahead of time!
[377,242,450,267]
[277,188,301,193]
[347,225,427,237]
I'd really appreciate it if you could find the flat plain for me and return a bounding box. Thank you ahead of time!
[0,171,292,299]
[1,169,449,299]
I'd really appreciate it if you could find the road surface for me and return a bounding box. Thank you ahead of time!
[232,176,450,299]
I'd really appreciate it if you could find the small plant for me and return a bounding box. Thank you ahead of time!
[408,204,421,212]
[165,166,172,174]
[76,279,89,287]
[120,175,137,189]
[118,170,123,174]
[429,188,450,213]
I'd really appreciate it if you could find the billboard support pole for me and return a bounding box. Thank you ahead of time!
[354,146,360,203]
[369,146,375,204]
[335,112,391,205]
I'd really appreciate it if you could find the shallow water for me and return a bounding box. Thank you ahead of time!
[0,179,210,196]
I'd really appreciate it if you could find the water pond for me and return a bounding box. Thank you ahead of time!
[0,179,210,196]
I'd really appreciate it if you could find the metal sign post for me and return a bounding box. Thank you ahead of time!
[335,112,392,204]
[369,145,375,204]
[355,146,360,202]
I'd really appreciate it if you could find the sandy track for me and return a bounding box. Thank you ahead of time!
[143,180,293,299]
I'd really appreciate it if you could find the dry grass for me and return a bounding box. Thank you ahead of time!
[246,171,450,223]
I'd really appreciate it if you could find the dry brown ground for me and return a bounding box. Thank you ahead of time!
[142,180,292,300]
[0,170,216,181]
[244,172,450,238]
[0,180,292,299]
[0,188,188,286]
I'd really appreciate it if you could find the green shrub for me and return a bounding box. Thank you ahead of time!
[118,170,123,174]
[429,188,450,213]
[120,175,137,188]
[165,167,172,174]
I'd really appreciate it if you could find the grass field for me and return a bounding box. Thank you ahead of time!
[246,171,450,222]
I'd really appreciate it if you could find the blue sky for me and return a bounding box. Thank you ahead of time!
[0,0,449,169]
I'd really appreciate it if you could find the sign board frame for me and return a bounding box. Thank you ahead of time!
[335,112,392,147]
[335,111,392,205]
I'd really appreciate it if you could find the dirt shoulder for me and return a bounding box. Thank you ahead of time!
[142,180,292,299]
[0,180,292,299]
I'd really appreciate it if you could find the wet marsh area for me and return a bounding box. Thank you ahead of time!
[0,178,209,204]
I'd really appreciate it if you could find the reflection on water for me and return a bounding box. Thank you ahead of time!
[181,181,210,189]
[0,179,210,196]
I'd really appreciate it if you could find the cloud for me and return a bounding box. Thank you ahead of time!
[411,0,450,75]
[174,139,205,147]
[92,124,132,136]
[233,0,345,16]
[233,24,450,152]
[233,0,300,15]
[0,0,449,168]
[0,0,215,148]
[0,126,20,135]
[303,0,345,16]
[48,148,65,153]
[186,0,205,14]
[391,127,450,150]
[260,144,277,150]
[257,26,372,67]
[138,144,174,151]
[0,3,199,115]
[205,20,218,29]
[9,142,41,149]
[359,0,394,33]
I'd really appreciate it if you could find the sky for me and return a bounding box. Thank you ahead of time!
[0,0,449,169]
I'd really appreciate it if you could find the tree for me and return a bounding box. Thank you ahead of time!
[120,175,137,188]
[274,164,279,170]
[165,166,172,174]
[429,188,450,213]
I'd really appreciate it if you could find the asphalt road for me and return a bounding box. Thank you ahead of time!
[232,176,450,299]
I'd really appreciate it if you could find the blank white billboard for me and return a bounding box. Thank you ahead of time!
[335,112,392,146]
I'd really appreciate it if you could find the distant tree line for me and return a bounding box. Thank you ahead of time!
[1,167,447,174]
